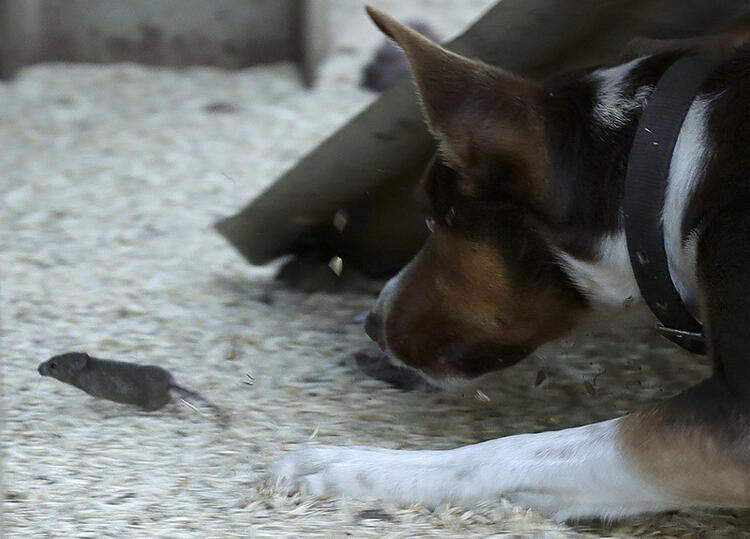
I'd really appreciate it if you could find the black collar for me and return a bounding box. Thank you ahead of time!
[624,53,724,355]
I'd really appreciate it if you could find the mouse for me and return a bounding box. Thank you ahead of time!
[38,352,228,425]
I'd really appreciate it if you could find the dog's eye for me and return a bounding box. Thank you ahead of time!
[425,216,435,232]
[446,207,456,227]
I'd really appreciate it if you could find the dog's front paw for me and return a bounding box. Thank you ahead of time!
[269,445,413,502]
[270,445,342,497]
[269,445,384,498]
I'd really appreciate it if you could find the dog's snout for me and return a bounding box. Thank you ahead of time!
[364,312,384,345]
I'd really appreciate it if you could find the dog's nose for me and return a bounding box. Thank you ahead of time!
[364,311,384,345]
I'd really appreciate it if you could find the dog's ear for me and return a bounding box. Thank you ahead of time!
[366,5,546,199]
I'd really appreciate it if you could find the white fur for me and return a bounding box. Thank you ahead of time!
[593,58,649,129]
[557,60,655,310]
[663,96,715,317]
[561,90,716,317]
[555,234,641,311]
[271,418,690,521]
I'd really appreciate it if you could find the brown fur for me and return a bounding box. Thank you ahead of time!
[365,7,578,379]
[384,226,585,378]
[620,406,750,506]
[366,6,547,200]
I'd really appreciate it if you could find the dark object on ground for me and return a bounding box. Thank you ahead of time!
[216,0,750,285]
[38,352,228,424]
[203,101,238,114]
[361,19,440,92]
[354,348,436,392]
[276,251,383,294]
[272,158,429,293]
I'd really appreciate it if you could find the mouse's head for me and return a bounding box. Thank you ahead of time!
[38,352,90,383]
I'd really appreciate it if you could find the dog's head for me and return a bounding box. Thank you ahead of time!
[364,7,590,382]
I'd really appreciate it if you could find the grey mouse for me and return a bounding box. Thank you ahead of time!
[38,352,228,424]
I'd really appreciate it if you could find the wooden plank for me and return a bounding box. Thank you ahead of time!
[298,0,330,87]
[0,0,328,78]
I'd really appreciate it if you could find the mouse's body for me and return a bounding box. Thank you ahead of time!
[38,352,220,418]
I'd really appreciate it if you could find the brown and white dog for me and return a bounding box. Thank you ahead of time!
[272,6,750,520]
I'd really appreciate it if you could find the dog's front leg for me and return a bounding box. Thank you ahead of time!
[273,211,750,521]
[271,416,686,521]
[272,378,748,521]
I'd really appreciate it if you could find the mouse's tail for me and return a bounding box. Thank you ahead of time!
[171,384,229,427]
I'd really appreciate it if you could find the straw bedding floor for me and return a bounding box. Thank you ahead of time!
[2,1,749,537]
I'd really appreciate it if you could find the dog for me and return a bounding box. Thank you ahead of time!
[272,6,750,521]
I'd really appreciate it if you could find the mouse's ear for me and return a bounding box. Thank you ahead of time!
[71,352,89,370]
